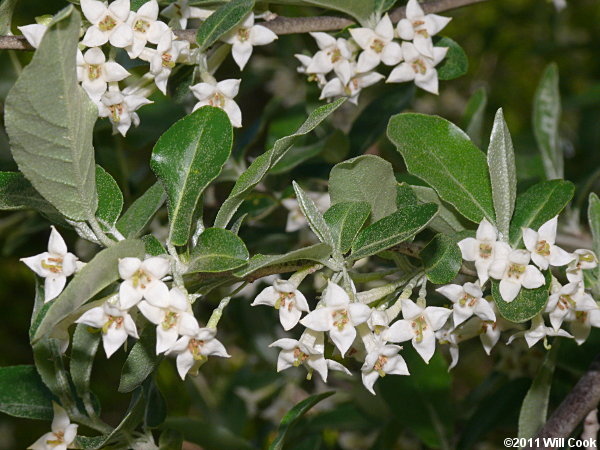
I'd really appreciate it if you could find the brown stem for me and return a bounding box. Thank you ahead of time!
[525,353,600,450]
[0,0,489,51]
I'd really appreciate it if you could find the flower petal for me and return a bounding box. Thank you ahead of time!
[383,319,413,343]
[300,308,333,332]
[250,24,277,45]
[499,279,521,302]
[45,276,67,303]
[144,280,170,307]
[522,265,545,289]
[102,327,128,358]
[279,306,302,331]
[348,303,372,325]
[413,330,436,363]
[426,307,451,330]
[436,284,463,303]
[142,256,170,279]
[232,41,253,70]
[156,326,178,353]
[176,351,194,379]
[329,324,356,357]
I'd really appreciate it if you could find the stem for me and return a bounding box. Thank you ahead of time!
[88,217,116,247]
[0,0,490,51]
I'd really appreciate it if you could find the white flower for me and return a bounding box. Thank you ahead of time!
[386,41,447,95]
[76,302,139,358]
[161,0,212,29]
[436,282,496,327]
[367,309,391,336]
[300,281,371,357]
[281,192,330,233]
[566,249,598,283]
[295,54,327,87]
[167,327,230,379]
[76,48,130,102]
[570,304,600,345]
[349,14,402,73]
[488,249,545,303]
[222,13,277,70]
[361,344,409,395]
[137,287,200,354]
[251,279,310,330]
[507,314,572,348]
[28,403,78,450]
[382,299,451,363]
[457,218,505,285]
[81,0,133,48]
[479,318,502,355]
[396,0,451,58]
[126,0,170,58]
[21,227,79,303]
[140,32,190,94]
[190,79,242,128]
[18,23,47,49]
[319,62,384,105]
[522,216,573,270]
[97,90,152,136]
[306,33,354,76]
[117,256,170,309]
[545,282,597,331]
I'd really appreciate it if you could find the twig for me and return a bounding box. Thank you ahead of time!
[525,353,600,450]
[0,0,489,51]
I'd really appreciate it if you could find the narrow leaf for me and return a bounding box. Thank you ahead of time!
[70,323,100,400]
[187,228,249,273]
[292,181,335,248]
[462,87,487,148]
[323,201,371,254]
[421,234,462,284]
[119,326,160,393]
[116,182,166,238]
[95,165,123,227]
[195,0,254,51]
[412,185,464,234]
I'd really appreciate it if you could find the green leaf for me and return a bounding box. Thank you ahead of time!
[195,0,254,51]
[492,272,551,323]
[95,165,123,227]
[214,98,345,228]
[0,171,62,219]
[119,326,160,393]
[143,380,166,428]
[75,435,110,449]
[151,106,233,246]
[351,203,438,260]
[508,180,574,247]
[292,181,335,247]
[462,87,487,148]
[421,234,462,284]
[0,365,53,420]
[70,323,100,402]
[533,63,562,180]
[233,243,332,278]
[329,155,397,222]
[435,36,468,81]
[396,182,417,209]
[388,113,495,224]
[303,0,375,24]
[487,108,516,241]
[5,7,97,221]
[142,234,167,256]
[412,185,465,234]
[131,0,150,10]
[188,228,249,273]
[33,239,145,342]
[518,344,558,439]
[0,0,19,36]
[323,201,370,254]
[588,193,600,290]
[349,85,414,156]
[269,392,335,450]
[116,182,166,238]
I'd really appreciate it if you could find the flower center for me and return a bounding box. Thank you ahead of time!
[536,240,551,257]
[411,58,427,75]
[275,292,295,311]
[330,48,342,63]
[98,15,117,31]
[459,293,477,307]
[102,315,124,334]
[581,253,596,263]
[88,64,102,81]
[332,309,350,331]
[557,294,575,310]
[46,430,65,446]
[411,316,428,343]
[162,53,176,68]
[237,27,250,42]
[507,263,526,279]
[481,320,497,332]
[41,256,63,274]
[188,339,207,361]
[209,92,226,108]
[131,269,153,289]
[370,38,385,53]
[162,311,179,330]
[292,347,309,366]
[133,19,150,33]
[374,355,388,377]
[576,311,588,323]
[109,103,124,123]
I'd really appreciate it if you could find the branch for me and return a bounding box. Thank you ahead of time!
[525,353,600,450]
[0,0,489,51]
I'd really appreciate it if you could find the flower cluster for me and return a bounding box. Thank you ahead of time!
[296,0,451,103]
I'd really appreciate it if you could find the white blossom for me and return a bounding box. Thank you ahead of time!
[295,54,327,87]
[190,79,242,128]
[126,0,170,58]
[251,279,309,330]
[28,403,77,450]
[76,302,139,358]
[167,327,230,379]
[545,281,597,331]
[140,32,190,94]
[18,23,47,49]
[161,0,212,29]
[387,41,447,95]
[382,299,451,363]
[222,13,277,70]
[21,227,79,303]
[281,192,330,232]
[507,314,572,348]
[436,282,496,327]
[457,218,506,285]
[137,287,200,354]
[566,249,598,283]
[117,256,170,309]
[349,14,402,73]
[367,309,392,336]
[97,89,152,136]
[488,249,545,303]
[361,344,409,394]
[522,216,573,270]
[81,0,133,48]
[319,62,384,105]
[300,281,371,357]
[570,304,600,345]
[396,0,451,58]
[305,33,354,77]
[76,48,130,102]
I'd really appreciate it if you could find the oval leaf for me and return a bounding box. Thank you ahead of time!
[0,365,53,420]
[436,36,468,81]
[188,228,249,273]
[492,272,551,323]
[420,234,462,284]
